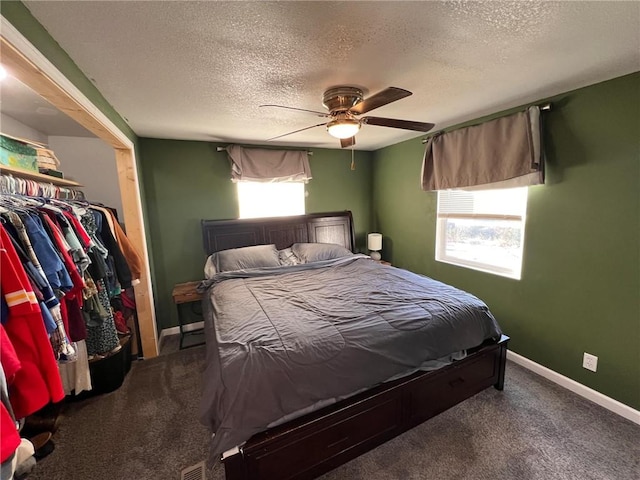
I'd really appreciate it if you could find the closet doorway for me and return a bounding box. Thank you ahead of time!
[1,26,158,357]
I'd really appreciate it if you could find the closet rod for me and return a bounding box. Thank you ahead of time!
[216,146,313,155]
[421,102,552,144]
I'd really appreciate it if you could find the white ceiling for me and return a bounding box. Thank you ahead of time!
[0,75,95,138]
[18,0,640,151]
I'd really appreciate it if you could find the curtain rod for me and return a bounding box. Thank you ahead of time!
[421,102,552,144]
[216,146,313,155]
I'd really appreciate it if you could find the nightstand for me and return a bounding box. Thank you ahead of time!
[171,281,205,349]
[377,260,392,266]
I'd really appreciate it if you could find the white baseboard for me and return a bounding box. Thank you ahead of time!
[507,351,640,425]
[158,322,204,348]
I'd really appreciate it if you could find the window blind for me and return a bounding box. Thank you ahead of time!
[438,188,527,219]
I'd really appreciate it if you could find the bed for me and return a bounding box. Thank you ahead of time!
[199,211,509,480]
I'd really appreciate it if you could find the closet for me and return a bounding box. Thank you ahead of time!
[0,26,157,361]
[1,83,143,371]
[0,19,159,476]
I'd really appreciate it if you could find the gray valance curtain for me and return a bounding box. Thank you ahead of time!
[226,145,312,183]
[421,106,544,191]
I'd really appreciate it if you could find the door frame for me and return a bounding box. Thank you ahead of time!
[1,18,159,357]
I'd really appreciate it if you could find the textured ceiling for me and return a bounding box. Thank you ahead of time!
[18,0,640,150]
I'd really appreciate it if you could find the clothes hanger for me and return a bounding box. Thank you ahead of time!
[45,197,76,211]
[68,197,90,207]
[0,193,29,208]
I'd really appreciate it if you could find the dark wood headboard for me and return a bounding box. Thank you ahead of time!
[201,211,355,256]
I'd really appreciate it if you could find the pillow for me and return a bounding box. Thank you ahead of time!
[291,243,353,263]
[278,247,302,267]
[209,244,280,274]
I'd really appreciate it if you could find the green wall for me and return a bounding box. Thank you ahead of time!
[372,72,640,409]
[139,139,372,331]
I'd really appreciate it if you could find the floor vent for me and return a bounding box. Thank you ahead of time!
[181,461,205,480]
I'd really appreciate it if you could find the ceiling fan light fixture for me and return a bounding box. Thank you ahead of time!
[264,86,430,148]
[326,118,360,139]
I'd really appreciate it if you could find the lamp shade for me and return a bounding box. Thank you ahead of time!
[327,119,361,139]
[367,233,382,251]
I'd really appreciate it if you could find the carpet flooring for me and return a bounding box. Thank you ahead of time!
[27,345,639,480]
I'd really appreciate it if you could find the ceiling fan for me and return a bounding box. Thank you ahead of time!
[260,86,435,148]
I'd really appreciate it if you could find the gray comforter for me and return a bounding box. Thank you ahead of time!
[199,255,501,459]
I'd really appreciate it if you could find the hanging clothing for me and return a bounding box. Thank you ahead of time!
[5,212,76,361]
[60,210,91,273]
[0,326,21,384]
[79,211,120,356]
[91,205,142,283]
[1,192,138,402]
[92,209,132,289]
[59,298,87,345]
[63,209,91,247]
[0,365,20,465]
[0,326,21,465]
[22,213,74,292]
[58,340,91,395]
[0,225,65,419]
[2,222,60,323]
[41,213,87,343]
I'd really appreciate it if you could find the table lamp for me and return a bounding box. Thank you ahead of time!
[367,233,382,261]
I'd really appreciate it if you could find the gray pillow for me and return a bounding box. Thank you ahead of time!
[211,244,280,273]
[291,243,353,263]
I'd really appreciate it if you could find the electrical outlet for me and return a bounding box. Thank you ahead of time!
[583,352,598,372]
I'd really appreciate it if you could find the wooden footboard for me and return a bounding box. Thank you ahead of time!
[223,335,509,480]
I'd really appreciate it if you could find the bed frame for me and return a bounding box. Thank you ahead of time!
[201,211,509,480]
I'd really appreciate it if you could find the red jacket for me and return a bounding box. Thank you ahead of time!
[0,403,20,463]
[0,225,64,420]
[0,325,21,463]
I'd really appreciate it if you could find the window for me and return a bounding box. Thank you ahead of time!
[237,181,305,219]
[436,187,528,279]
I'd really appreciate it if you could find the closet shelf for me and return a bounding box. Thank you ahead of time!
[0,165,82,187]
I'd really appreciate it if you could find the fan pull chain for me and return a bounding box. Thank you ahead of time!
[350,147,355,171]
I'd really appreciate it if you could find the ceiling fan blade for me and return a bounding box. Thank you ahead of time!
[259,104,330,118]
[340,136,356,148]
[267,122,328,141]
[362,116,435,132]
[349,87,412,115]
